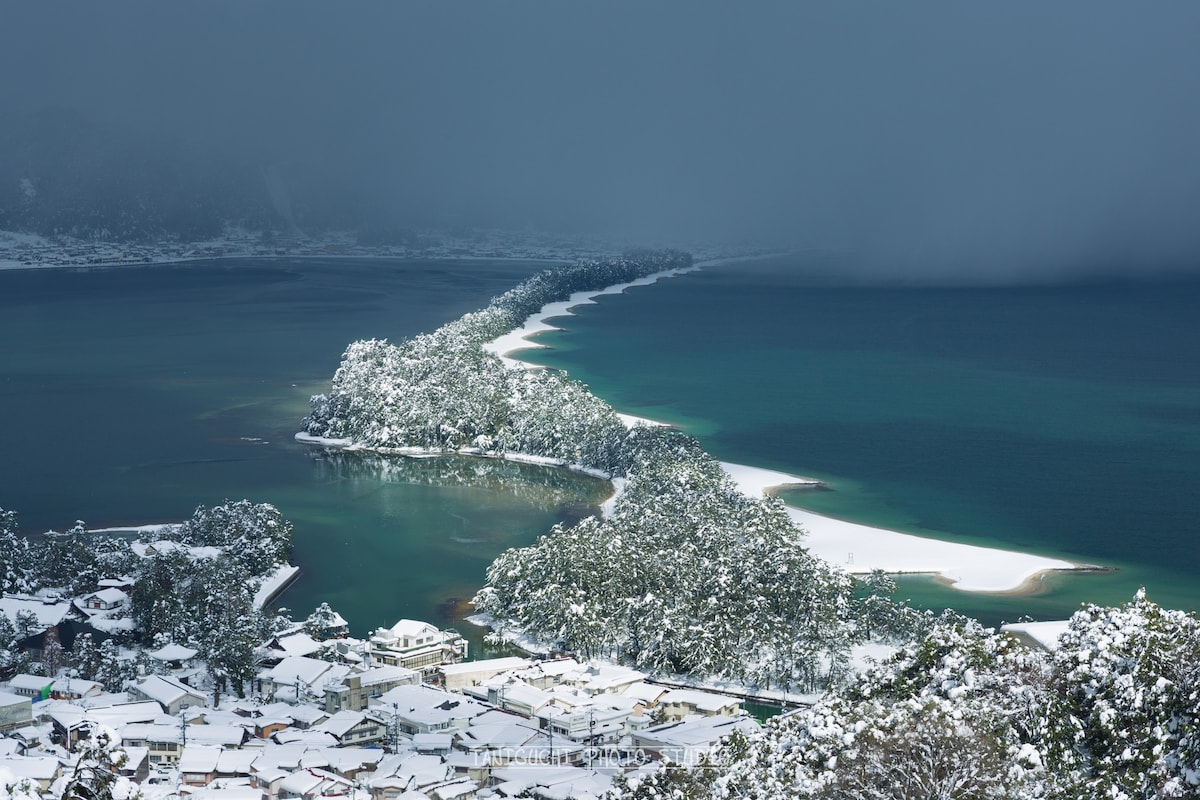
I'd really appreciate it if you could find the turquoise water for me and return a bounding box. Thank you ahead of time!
[0,258,611,645]
[520,257,1200,624]
[4,255,1197,638]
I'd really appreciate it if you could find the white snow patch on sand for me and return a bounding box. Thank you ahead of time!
[483,266,700,368]
[1001,619,1072,651]
[720,461,1081,594]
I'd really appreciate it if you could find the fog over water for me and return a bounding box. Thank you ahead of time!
[3,3,1199,282]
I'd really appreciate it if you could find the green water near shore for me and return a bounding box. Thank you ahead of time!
[0,258,611,645]
[520,257,1200,625]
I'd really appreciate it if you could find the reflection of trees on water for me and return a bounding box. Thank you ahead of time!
[307,449,612,513]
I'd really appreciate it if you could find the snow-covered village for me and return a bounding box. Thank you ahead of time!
[0,575,759,800]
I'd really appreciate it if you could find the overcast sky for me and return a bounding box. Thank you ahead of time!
[3,2,1200,281]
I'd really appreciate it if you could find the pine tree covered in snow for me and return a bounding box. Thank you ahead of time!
[474,425,860,690]
[621,592,1200,800]
[173,499,294,576]
[0,508,33,594]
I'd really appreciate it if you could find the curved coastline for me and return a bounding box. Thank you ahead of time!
[485,267,1097,595]
[482,264,701,369]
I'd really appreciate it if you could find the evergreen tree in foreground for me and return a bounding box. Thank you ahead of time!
[621,591,1200,800]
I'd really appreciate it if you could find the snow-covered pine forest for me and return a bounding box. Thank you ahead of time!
[618,591,1200,799]
[305,251,693,468]
[303,252,925,691]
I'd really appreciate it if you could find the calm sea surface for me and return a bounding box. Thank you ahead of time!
[0,258,611,647]
[2,255,1197,638]
[522,257,1200,624]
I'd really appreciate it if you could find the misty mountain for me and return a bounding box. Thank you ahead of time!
[2,2,1200,279]
[0,108,349,242]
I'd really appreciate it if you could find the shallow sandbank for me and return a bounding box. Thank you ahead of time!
[482,265,700,369]
[721,461,1088,594]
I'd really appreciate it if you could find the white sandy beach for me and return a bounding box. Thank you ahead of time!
[482,265,700,369]
[486,266,1087,595]
[719,462,1078,593]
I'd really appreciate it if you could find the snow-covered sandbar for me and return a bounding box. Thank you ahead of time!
[482,265,700,369]
[721,461,1084,594]
[485,267,1093,596]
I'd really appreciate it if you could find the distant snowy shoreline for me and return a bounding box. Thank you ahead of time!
[0,227,770,272]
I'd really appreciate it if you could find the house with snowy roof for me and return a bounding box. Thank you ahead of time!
[372,684,490,736]
[437,657,529,692]
[454,709,546,759]
[538,701,643,745]
[258,656,350,704]
[179,744,224,788]
[296,746,385,781]
[213,748,259,783]
[411,732,454,755]
[0,755,65,791]
[248,741,373,791]
[79,588,128,612]
[121,722,248,766]
[620,681,670,707]
[7,675,102,702]
[6,674,55,700]
[0,738,26,757]
[272,703,329,731]
[14,619,109,664]
[0,691,33,733]
[632,714,760,764]
[484,680,553,718]
[323,665,420,713]
[129,674,207,714]
[96,577,135,592]
[263,629,325,663]
[570,663,646,695]
[311,709,387,747]
[507,657,581,689]
[49,700,163,749]
[489,764,614,800]
[0,594,74,631]
[368,619,468,673]
[269,728,341,749]
[275,766,355,800]
[656,689,742,721]
[119,723,186,765]
[425,778,478,800]
[366,753,453,800]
